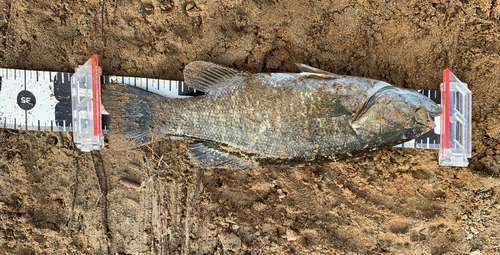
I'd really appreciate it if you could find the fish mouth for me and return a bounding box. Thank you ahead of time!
[406,92,442,118]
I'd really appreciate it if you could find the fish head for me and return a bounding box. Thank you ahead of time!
[350,86,442,147]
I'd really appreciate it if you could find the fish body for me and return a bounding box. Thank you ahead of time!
[102,61,442,168]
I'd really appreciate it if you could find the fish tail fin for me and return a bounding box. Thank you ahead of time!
[101,83,167,149]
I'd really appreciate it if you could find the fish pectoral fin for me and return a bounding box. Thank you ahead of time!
[188,143,259,169]
[184,61,245,93]
[296,64,340,79]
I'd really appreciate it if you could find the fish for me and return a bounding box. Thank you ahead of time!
[101,61,442,168]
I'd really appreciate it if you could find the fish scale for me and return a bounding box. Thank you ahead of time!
[174,83,343,157]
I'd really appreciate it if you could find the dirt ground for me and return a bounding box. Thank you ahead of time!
[1,0,500,254]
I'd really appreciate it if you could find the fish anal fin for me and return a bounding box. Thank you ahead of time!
[184,61,244,93]
[296,64,340,79]
[189,143,259,169]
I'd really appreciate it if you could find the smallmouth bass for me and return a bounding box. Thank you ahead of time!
[102,61,442,168]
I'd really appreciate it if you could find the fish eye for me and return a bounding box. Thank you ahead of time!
[403,130,414,139]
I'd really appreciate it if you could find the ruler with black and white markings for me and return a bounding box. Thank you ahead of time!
[0,68,440,149]
[0,69,200,132]
[101,75,204,98]
[0,69,69,131]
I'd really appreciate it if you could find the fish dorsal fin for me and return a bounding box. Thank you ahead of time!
[184,61,244,93]
[296,64,340,79]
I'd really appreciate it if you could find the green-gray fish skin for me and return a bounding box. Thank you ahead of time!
[101,61,442,168]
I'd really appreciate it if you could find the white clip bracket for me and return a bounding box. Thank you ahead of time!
[71,55,105,152]
[439,69,472,167]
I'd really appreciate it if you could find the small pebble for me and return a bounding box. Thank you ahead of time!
[119,177,141,189]
[286,229,297,241]
[466,232,473,240]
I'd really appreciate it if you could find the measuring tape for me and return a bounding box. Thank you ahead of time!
[0,67,199,132]
[0,56,470,166]
[0,68,442,145]
[0,69,68,131]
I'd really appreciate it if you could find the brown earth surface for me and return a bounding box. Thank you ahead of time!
[1,0,500,254]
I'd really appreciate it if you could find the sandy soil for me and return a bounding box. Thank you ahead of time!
[1,0,500,254]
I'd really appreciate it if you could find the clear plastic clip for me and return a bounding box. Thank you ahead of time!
[71,55,104,152]
[439,69,472,167]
